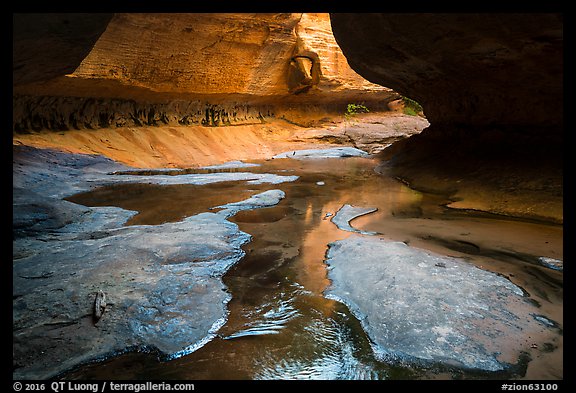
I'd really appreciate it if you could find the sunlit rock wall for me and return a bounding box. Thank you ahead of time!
[13,13,398,132]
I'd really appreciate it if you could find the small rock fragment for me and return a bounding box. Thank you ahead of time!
[94,290,107,323]
[537,257,563,271]
[331,204,378,235]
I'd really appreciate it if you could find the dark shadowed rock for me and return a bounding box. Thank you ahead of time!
[329,14,563,223]
[330,13,562,128]
[13,14,113,86]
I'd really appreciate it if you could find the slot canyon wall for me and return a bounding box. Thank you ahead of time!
[13,13,398,132]
[330,13,562,128]
[13,13,563,222]
[12,12,564,380]
[330,13,563,222]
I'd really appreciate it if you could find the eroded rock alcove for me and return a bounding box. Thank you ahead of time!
[330,13,563,222]
[13,13,397,132]
[13,12,563,380]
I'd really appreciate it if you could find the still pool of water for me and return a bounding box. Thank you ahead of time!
[63,157,563,380]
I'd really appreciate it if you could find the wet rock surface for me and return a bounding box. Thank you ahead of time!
[331,204,378,235]
[13,211,249,379]
[273,146,368,159]
[12,145,295,379]
[376,125,563,224]
[16,151,562,380]
[324,236,560,372]
[213,190,287,218]
[537,257,563,272]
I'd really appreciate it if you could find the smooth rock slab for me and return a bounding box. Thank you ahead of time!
[537,257,563,272]
[202,160,260,169]
[108,171,298,186]
[324,236,559,372]
[13,211,250,379]
[213,190,286,218]
[331,204,378,235]
[273,147,368,159]
[291,113,429,154]
[12,146,295,379]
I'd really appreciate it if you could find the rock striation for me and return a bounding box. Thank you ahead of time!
[13,13,398,132]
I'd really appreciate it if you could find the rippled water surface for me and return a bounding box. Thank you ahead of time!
[64,157,563,380]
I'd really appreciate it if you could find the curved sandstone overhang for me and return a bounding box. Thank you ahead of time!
[13,13,399,131]
[329,13,563,129]
[329,13,563,223]
[12,13,114,86]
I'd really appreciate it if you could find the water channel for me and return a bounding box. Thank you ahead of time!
[62,156,563,380]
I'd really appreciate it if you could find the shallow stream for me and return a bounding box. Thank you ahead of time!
[63,156,563,380]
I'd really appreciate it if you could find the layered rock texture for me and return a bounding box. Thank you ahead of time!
[13,14,563,222]
[12,13,564,379]
[13,13,398,132]
[330,13,563,223]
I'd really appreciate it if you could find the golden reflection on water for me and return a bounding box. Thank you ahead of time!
[62,156,562,380]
